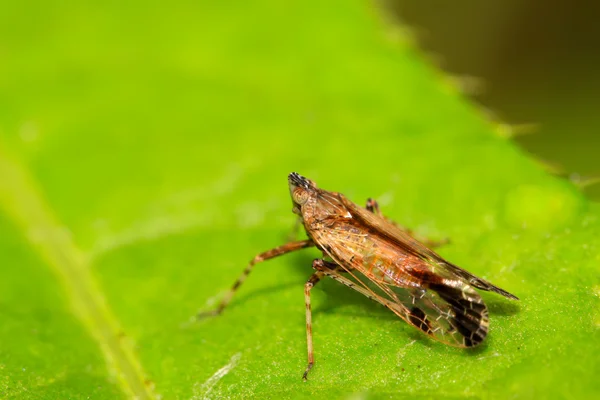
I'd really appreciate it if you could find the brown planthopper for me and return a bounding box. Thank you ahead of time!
[199,172,519,380]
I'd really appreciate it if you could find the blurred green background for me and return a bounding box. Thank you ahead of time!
[1,1,599,399]
[391,0,600,200]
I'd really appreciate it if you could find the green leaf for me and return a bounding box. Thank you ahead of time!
[1,1,598,399]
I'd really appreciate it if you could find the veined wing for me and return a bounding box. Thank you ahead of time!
[339,193,518,300]
[318,228,489,347]
[389,280,489,347]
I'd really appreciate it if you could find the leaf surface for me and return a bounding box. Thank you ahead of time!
[0,1,598,399]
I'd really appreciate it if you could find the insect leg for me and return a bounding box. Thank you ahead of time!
[365,197,382,215]
[303,271,324,381]
[366,198,449,248]
[198,239,314,318]
[366,198,414,233]
[312,259,404,317]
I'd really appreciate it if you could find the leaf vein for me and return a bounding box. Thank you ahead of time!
[0,149,155,399]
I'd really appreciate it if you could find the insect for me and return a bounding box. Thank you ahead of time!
[199,172,519,380]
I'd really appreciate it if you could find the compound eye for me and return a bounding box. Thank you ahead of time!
[293,187,309,205]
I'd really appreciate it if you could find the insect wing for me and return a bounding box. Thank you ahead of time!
[315,193,491,347]
[339,194,518,300]
[390,281,489,347]
[318,232,489,347]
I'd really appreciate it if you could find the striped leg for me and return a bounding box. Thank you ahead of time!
[303,259,412,380]
[366,197,411,233]
[302,259,405,380]
[198,239,314,318]
[365,197,383,215]
[303,271,324,381]
[313,259,401,313]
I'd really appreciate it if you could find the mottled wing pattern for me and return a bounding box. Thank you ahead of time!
[390,282,489,347]
[339,193,518,300]
[313,192,500,347]
[319,233,489,347]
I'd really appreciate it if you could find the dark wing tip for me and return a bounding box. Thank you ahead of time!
[454,311,488,347]
[429,283,489,348]
[475,280,519,301]
[408,307,434,335]
[494,287,520,301]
